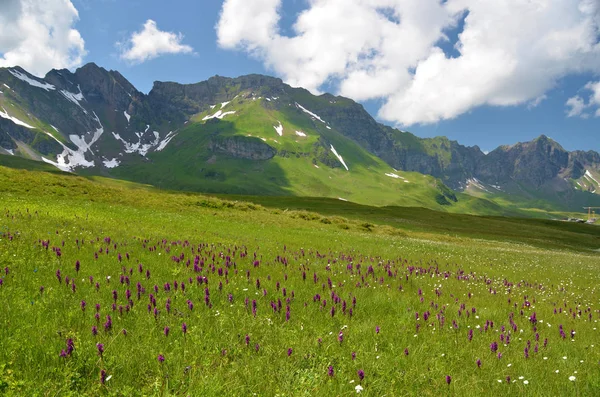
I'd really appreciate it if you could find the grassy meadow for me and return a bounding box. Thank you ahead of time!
[1,165,600,396]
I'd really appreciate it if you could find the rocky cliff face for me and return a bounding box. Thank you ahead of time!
[208,135,276,160]
[146,74,287,124]
[476,136,570,188]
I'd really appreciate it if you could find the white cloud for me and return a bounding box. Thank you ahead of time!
[118,20,194,64]
[566,81,600,118]
[217,0,600,126]
[0,0,86,77]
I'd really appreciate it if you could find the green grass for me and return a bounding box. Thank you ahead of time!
[0,165,600,395]
[92,96,520,217]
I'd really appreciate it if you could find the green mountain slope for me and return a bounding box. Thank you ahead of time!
[101,92,493,212]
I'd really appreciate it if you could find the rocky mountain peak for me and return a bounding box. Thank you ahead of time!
[72,63,139,110]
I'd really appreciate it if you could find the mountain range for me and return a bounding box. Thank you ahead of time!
[1,63,599,217]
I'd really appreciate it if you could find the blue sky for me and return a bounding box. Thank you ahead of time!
[1,0,599,153]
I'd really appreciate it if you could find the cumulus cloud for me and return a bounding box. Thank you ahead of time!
[0,0,86,77]
[118,20,194,64]
[566,81,600,118]
[217,0,600,126]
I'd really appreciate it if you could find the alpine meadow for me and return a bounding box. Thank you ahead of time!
[1,0,600,396]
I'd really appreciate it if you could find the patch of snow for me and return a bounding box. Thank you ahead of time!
[467,178,491,193]
[41,113,106,171]
[156,131,176,152]
[210,105,216,109]
[144,125,150,133]
[42,125,101,172]
[313,164,319,168]
[41,157,68,171]
[103,158,120,168]
[59,85,86,113]
[260,137,267,142]
[124,111,131,123]
[202,110,236,121]
[338,197,348,201]
[113,128,161,156]
[8,69,55,91]
[266,98,271,101]
[221,101,230,108]
[69,125,104,156]
[0,107,35,129]
[404,180,410,183]
[585,170,599,185]
[2,148,14,155]
[330,145,349,171]
[296,103,327,124]
[295,130,307,137]
[577,181,582,187]
[491,184,503,191]
[385,172,405,180]
[272,97,278,100]
[274,121,283,136]
[326,126,331,130]
[51,125,60,132]
[3,84,10,90]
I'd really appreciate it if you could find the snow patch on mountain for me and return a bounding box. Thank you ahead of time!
[585,170,599,185]
[59,85,87,113]
[385,172,405,180]
[42,132,95,171]
[295,130,306,137]
[221,101,230,108]
[156,131,176,151]
[296,103,327,124]
[41,112,107,171]
[112,129,161,156]
[202,110,236,121]
[9,69,55,91]
[103,158,120,168]
[467,178,491,193]
[0,107,35,129]
[330,145,348,171]
[70,126,104,156]
[274,121,283,136]
[124,111,131,123]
